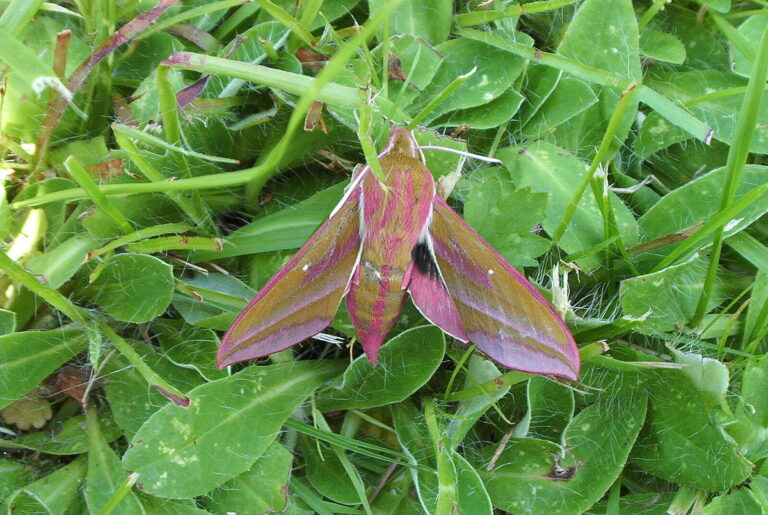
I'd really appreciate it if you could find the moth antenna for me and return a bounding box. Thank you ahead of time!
[416,145,502,164]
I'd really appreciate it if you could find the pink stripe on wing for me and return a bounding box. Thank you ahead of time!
[301,231,361,284]
[238,190,360,302]
[451,290,569,358]
[431,236,493,288]
[434,196,566,319]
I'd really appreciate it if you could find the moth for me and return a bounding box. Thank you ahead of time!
[217,129,580,380]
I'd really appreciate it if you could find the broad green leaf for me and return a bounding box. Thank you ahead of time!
[744,269,768,348]
[86,253,174,323]
[732,14,768,78]
[647,139,730,189]
[417,130,467,181]
[139,495,212,515]
[702,489,765,515]
[498,142,640,270]
[517,65,562,128]
[742,355,768,428]
[181,272,256,299]
[203,442,292,514]
[464,178,549,268]
[316,326,445,411]
[0,412,121,455]
[634,111,691,158]
[370,469,421,515]
[0,308,16,335]
[646,70,768,153]
[639,29,686,64]
[26,233,100,289]
[123,360,344,498]
[171,293,237,330]
[103,341,204,440]
[587,493,677,515]
[659,9,730,71]
[394,398,486,515]
[435,88,525,129]
[0,458,33,500]
[480,394,647,514]
[369,0,452,46]
[752,474,768,511]
[377,35,444,109]
[478,438,561,508]
[454,452,492,515]
[85,408,144,514]
[554,0,641,158]
[671,348,729,406]
[520,376,574,443]
[445,355,509,449]
[0,74,44,142]
[0,328,86,410]
[620,254,723,333]
[731,357,768,460]
[171,273,254,330]
[48,136,111,169]
[414,36,530,121]
[637,165,768,267]
[289,476,353,515]
[559,0,642,76]
[632,369,752,490]
[304,438,360,505]
[0,456,86,515]
[192,182,346,261]
[152,318,226,382]
[519,78,598,138]
[392,402,439,514]
[113,32,178,80]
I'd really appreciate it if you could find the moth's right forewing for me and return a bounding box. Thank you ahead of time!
[217,189,362,368]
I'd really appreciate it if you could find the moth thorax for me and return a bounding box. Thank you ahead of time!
[389,130,419,159]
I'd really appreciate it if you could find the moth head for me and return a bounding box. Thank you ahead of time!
[387,128,420,159]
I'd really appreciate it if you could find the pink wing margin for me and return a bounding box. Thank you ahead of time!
[217,189,362,368]
[426,197,580,381]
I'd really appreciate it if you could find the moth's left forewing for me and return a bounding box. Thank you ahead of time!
[428,197,580,380]
[217,189,362,368]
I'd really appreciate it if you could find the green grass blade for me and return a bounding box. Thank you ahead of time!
[0,0,46,36]
[112,123,239,164]
[692,22,768,325]
[63,156,133,233]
